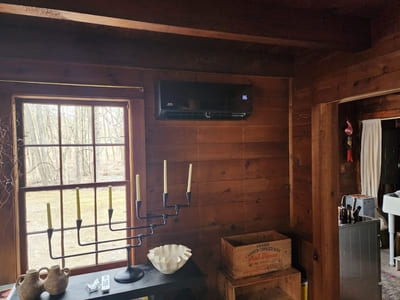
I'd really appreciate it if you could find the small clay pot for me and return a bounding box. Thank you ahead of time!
[41,265,70,295]
[16,269,43,300]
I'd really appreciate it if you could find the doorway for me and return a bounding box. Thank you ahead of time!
[335,99,400,299]
[379,119,400,207]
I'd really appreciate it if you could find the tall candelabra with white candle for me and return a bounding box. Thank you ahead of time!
[46,161,193,283]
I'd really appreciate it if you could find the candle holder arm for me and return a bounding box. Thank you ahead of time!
[108,208,167,231]
[47,228,143,260]
[135,200,178,220]
[163,192,191,209]
[46,180,193,284]
[76,219,155,247]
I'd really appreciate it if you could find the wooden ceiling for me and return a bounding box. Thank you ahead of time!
[250,0,386,18]
[0,0,395,66]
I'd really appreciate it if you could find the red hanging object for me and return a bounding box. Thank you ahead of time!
[345,120,353,162]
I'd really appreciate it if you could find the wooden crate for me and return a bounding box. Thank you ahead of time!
[217,268,301,300]
[221,230,291,279]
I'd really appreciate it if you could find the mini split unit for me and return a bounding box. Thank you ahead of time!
[156,80,253,120]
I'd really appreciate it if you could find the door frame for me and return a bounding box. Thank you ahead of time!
[311,90,400,299]
[311,101,340,299]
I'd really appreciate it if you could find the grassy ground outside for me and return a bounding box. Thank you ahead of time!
[25,187,127,270]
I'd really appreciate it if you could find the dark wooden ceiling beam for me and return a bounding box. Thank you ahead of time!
[0,1,370,51]
[0,18,293,77]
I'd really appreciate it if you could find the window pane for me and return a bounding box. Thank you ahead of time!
[25,146,60,187]
[95,106,124,144]
[63,188,95,228]
[96,146,125,182]
[26,190,61,270]
[28,232,62,270]
[62,146,94,184]
[61,105,92,145]
[23,103,58,145]
[97,186,127,223]
[64,228,96,268]
[63,188,96,268]
[97,186,127,264]
[26,190,61,232]
[97,226,126,264]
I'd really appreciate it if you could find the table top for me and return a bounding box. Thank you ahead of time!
[7,260,205,300]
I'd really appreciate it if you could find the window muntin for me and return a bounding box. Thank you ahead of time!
[18,99,130,271]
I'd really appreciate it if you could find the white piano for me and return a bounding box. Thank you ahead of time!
[383,192,400,266]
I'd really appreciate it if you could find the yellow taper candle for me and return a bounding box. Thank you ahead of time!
[76,187,81,220]
[163,160,168,194]
[47,203,52,229]
[187,163,193,193]
[136,174,141,201]
[108,185,113,209]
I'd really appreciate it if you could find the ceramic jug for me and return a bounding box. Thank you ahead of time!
[16,269,43,300]
[41,265,70,295]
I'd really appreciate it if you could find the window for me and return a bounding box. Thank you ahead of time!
[16,97,131,272]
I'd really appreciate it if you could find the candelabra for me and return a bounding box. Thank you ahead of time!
[46,161,192,283]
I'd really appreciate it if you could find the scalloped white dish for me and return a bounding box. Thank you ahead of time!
[147,244,192,274]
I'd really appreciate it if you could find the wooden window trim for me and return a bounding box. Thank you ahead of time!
[11,88,146,276]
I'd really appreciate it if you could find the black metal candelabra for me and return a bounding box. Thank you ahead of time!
[47,163,192,283]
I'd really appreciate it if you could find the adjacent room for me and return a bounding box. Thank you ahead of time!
[1,1,400,299]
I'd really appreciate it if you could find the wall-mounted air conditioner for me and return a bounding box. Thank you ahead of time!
[156,80,253,120]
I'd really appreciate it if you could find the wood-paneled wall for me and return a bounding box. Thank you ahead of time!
[0,56,290,299]
[359,94,400,120]
[290,89,312,241]
[338,102,360,196]
[291,8,400,299]
[142,71,290,296]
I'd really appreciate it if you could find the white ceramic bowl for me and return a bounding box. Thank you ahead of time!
[147,244,192,274]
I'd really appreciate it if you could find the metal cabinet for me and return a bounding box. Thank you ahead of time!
[339,218,381,300]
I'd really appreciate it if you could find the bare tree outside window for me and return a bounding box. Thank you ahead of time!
[18,99,129,271]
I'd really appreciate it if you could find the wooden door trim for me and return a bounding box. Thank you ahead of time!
[311,86,400,299]
[311,102,340,300]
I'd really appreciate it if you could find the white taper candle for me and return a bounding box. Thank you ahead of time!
[136,174,141,201]
[163,160,168,194]
[187,163,193,193]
